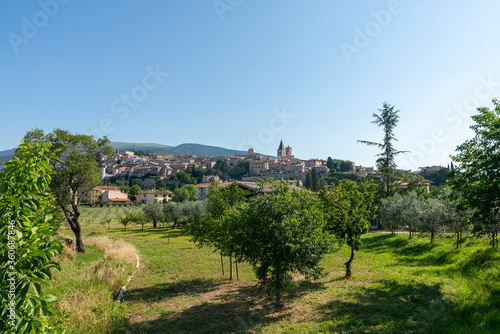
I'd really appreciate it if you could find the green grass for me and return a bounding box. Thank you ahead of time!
[45,242,136,334]
[54,209,500,333]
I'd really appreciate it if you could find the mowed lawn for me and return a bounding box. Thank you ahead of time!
[73,221,500,334]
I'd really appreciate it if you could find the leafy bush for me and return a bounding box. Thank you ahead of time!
[0,140,67,333]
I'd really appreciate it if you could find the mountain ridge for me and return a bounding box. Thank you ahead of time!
[0,142,258,159]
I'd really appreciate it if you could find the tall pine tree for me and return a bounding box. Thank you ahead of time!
[358,102,408,198]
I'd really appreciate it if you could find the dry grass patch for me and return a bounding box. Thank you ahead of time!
[55,281,129,334]
[86,235,139,266]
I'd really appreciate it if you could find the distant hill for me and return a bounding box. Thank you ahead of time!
[0,148,16,157]
[168,143,250,157]
[0,149,15,171]
[110,142,252,158]
[0,142,256,171]
[110,142,173,150]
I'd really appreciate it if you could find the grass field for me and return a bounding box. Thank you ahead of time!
[52,207,500,333]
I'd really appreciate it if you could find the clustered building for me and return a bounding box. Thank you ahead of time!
[94,141,380,204]
[99,141,375,185]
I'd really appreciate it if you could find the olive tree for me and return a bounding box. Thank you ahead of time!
[379,193,405,234]
[142,201,163,229]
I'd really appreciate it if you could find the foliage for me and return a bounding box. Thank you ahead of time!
[24,129,113,253]
[358,101,408,198]
[418,166,450,187]
[142,201,163,229]
[0,140,67,333]
[185,183,246,256]
[304,172,312,190]
[231,181,335,306]
[311,167,320,191]
[320,180,372,277]
[420,199,446,243]
[172,184,197,203]
[165,200,206,228]
[121,184,141,201]
[449,99,500,247]
[323,171,363,185]
[379,193,405,234]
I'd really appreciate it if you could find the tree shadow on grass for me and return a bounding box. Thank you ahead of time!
[317,279,455,333]
[126,278,224,303]
[362,234,456,269]
[127,277,327,333]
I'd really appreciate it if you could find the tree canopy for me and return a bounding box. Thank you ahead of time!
[320,180,373,277]
[0,139,66,333]
[449,99,500,247]
[24,129,113,252]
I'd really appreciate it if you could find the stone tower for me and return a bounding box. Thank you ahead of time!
[277,140,285,159]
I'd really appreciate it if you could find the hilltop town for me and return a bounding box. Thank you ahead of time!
[100,140,377,185]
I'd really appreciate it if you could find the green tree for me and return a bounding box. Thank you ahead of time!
[304,172,312,190]
[24,129,113,252]
[185,183,247,279]
[121,184,141,202]
[326,157,334,169]
[358,102,408,198]
[142,202,163,229]
[418,166,450,187]
[449,99,500,247]
[231,181,335,307]
[401,191,424,239]
[379,193,405,234]
[163,202,184,228]
[340,160,354,172]
[0,139,66,333]
[311,167,320,191]
[320,180,372,277]
[172,184,197,203]
[420,199,445,243]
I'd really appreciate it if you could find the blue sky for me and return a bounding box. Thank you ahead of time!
[1,0,499,170]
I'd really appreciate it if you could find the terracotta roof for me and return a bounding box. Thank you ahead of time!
[138,190,172,194]
[97,186,121,190]
[108,198,131,202]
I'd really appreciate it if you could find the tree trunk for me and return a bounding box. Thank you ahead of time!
[275,289,282,307]
[220,253,224,276]
[63,203,86,253]
[236,261,239,280]
[229,256,233,280]
[409,226,412,239]
[75,229,85,253]
[456,232,460,249]
[345,246,355,278]
[430,231,434,244]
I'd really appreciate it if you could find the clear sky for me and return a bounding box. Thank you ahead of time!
[1,0,499,170]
